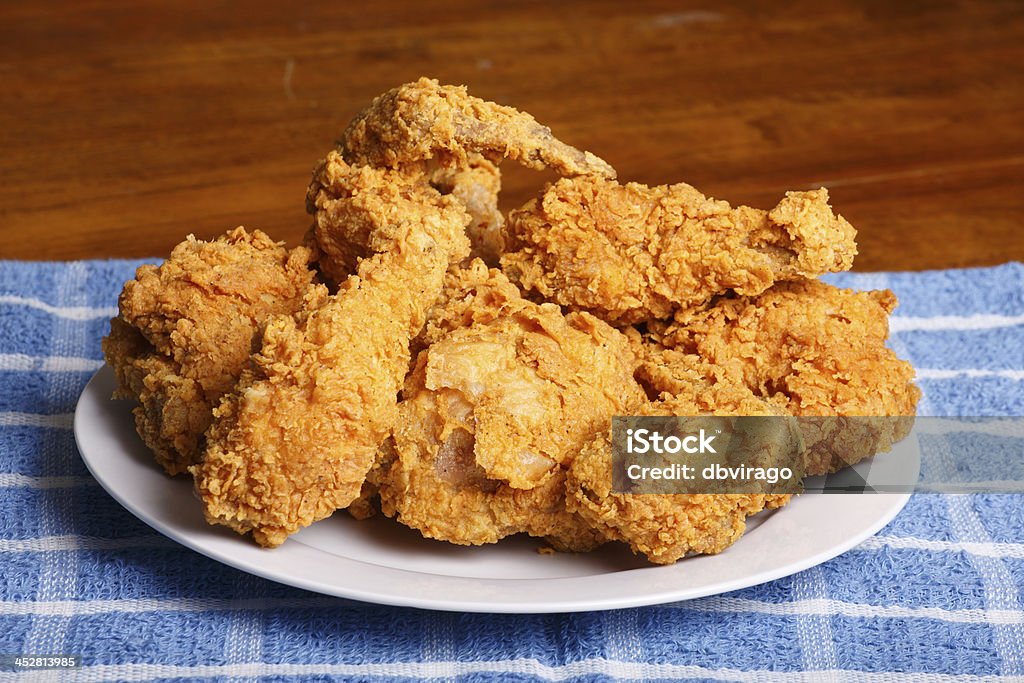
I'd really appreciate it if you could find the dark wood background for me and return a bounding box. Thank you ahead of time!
[2,0,1022,270]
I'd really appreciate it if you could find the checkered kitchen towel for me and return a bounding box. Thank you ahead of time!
[1,259,1023,682]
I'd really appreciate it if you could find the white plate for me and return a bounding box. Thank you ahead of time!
[75,366,915,613]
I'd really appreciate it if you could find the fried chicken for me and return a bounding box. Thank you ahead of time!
[191,158,471,547]
[340,77,616,179]
[646,279,920,474]
[428,154,506,265]
[319,78,615,268]
[501,177,857,325]
[101,228,320,475]
[414,258,527,355]
[304,151,500,284]
[376,261,645,550]
[566,394,795,565]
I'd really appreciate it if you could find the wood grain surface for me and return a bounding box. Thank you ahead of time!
[2,0,1022,270]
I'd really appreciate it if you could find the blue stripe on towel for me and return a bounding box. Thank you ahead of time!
[899,328,1024,371]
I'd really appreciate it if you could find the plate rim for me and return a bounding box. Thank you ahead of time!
[75,365,913,613]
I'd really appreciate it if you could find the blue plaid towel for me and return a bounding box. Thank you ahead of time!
[1,259,1022,682]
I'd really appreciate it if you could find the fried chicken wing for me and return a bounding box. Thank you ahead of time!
[340,77,616,179]
[324,78,615,267]
[376,262,644,550]
[501,177,857,325]
[102,228,320,475]
[191,158,471,547]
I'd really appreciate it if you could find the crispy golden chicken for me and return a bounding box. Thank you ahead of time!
[376,261,645,549]
[102,228,319,475]
[566,394,795,565]
[191,158,471,547]
[428,155,505,265]
[415,258,528,354]
[340,77,616,179]
[319,77,615,269]
[644,279,920,474]
[306,151,505,287]
[501,177,857,325]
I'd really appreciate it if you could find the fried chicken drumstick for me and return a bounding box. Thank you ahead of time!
[191,159,471,546]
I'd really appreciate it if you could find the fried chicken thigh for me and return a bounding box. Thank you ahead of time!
[566,394,795,565]
[102,228,319,475]
[501,177,857,325]
[376,262,645,550]
[191,158,471,547]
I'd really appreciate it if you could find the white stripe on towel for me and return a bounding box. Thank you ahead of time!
[0,354,103,372]
[916,368,1024,381]
[0,474,95,489]
[10,659,1024,683]
[3,595,1022,626]
[860,535,1024,559]
[792,569,839,679]
[688,596,1024,625]
[0,295,117,321]
[0,598,325,616]
[0,412,74,429]
[0,535,171,552]
[912,418,1024,438]
[890,313,1024,333]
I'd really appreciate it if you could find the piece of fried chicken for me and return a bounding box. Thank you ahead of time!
[102,228,320,475]
[375,261,646,550]
[315,77,615,269]
[501,176,857,325]
[340,77,616,179]
[307,152,505,282]
[644,279,920,474]
[191,158,471,547]
[566,393,796,565]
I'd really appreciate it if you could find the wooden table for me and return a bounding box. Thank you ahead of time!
[2,1,1022,271]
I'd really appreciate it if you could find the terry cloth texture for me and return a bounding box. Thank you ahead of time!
[0,259,1023,682]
